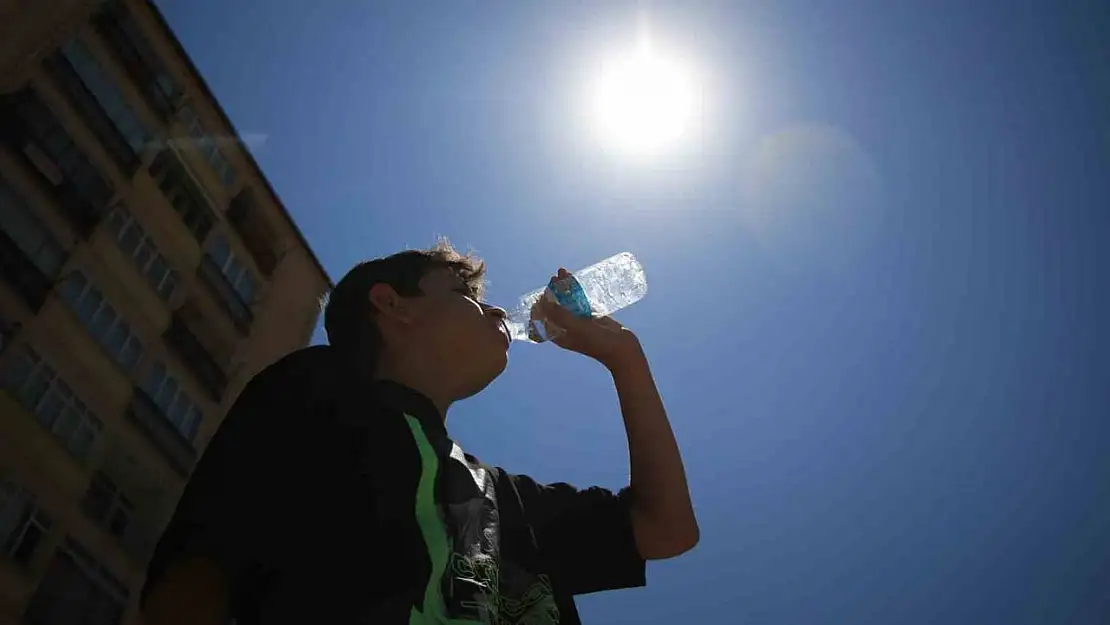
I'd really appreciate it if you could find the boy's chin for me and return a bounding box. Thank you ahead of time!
[483,358,510,387]
[458,360,507,399]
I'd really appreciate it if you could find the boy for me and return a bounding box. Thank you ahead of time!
[141,242,697,624]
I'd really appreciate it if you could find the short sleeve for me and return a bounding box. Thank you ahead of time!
[509,474,646,596]
[140,351,323,609]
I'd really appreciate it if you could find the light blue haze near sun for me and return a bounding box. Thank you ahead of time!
[157,1,1109,623]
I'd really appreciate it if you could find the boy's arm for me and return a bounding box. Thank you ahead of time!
[539,293,699,560]
[142,555,229,625]
[608,342,700,560]
[141,348,334,623]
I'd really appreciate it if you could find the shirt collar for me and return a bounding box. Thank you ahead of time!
[371,379,447,439]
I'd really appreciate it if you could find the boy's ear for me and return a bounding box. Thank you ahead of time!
[368,283,412,324]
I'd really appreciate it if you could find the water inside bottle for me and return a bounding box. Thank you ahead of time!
[505,252,647,344]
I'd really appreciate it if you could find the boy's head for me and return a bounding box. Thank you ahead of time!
[324,240,510,401]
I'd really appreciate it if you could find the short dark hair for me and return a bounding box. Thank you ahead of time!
[323,239,486,374]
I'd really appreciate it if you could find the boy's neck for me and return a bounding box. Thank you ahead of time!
[373,357,453,421]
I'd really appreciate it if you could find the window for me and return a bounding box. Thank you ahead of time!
[207,235,256,306]
[142,362,202,441]
[23,539,128,625]
[178,106,236,188]
[59,271,144,372]
[103,206,176,300]
[1,346,103,460]
[82,473,133,540]
[148,150,213,242]
[95,0,181,119]
[2,90,114,227]
[48,37,151,173]
[0,176,66,278]
[0,478,53,566]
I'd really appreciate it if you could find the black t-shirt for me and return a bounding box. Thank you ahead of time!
[141,346,646,624]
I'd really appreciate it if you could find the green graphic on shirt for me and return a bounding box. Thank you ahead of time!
[404,415,560,625]
[406,414,478,625]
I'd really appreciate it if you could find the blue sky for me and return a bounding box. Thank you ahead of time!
[158,1,1109,622]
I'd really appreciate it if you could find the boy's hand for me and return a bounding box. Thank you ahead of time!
[536,268,646,371]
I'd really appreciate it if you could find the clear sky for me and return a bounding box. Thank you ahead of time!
[157,1,1109,622]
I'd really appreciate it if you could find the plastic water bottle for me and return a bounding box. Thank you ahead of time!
[506,252,648,343]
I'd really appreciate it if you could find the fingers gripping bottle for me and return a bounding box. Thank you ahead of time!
[505,252,648,343]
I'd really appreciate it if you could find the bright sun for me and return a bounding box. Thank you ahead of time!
[591,43,696,156]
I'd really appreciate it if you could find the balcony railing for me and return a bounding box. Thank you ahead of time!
[125,387,196,477]
[198,255,253,333]
[0,229,54,312]
[164,313,227,401]
[227,190,278,276]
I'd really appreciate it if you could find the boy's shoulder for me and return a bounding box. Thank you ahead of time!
[240,345,369,415]
[248,345,343,391]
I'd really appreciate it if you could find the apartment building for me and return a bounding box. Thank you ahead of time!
[0,1,332,623]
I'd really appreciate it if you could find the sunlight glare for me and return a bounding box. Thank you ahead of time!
[591,44,696,157]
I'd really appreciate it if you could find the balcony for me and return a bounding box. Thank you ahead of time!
[51,181,103,238]
[43,52,140,176]
[81,492,156,564]
[0,92,111,238]
[148,150,215,244]
[227,190,278,276]
[125,387,196,477]
[82,457,167,566]
[0,229,54,312]
[198,255,253,334]
[164,313,227,401]
[93,2,182,119]
[23,539,129,625]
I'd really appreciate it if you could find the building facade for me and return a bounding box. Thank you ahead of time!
[0,1,332,623]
